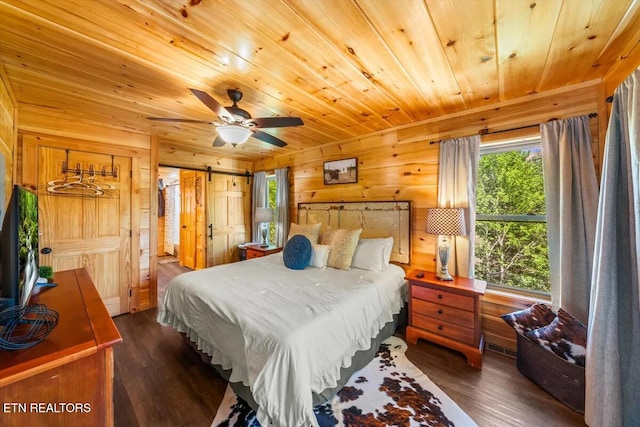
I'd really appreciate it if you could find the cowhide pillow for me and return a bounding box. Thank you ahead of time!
[524,308,587,367]
[501,303,556,335]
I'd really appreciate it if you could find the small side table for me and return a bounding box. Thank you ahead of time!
[405,270,487,368]
[245,244,282,259]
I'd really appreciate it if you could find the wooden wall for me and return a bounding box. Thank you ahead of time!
[0,63,15,210]
[157,141,254,175]
[13,109,253,312]
[258,80,608,353]
[16,107,153,312]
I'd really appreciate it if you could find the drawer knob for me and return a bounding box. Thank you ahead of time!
[438,325,443,331]
[437,309,443,315]
[437,294,443,299]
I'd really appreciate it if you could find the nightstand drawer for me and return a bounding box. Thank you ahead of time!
[246,250,262,259]
[411,298,474,329]
[412,312,474,345]
[245,245,282,259]
[411,285,474,311]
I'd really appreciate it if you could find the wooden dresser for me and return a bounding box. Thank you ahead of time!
[405,270,487,368]
[245,244,282,259]
[0,268,122,427]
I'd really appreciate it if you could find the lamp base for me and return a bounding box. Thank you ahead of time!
[436,270,454,281]
[437,237,453,281]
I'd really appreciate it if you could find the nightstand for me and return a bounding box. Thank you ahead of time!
[405,270,487,368]
[245,244,282,259]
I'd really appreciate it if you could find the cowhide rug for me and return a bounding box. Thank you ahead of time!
[211,336,477,427]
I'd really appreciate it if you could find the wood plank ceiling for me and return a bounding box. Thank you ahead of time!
[1,0,639,162]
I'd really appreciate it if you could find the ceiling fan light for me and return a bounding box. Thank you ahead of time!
[217,124,252,145]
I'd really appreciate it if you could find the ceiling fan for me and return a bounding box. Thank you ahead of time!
[148,88,303,147]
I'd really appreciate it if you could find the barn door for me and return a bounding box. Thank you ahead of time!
[206,174,250,267]
[179,170,206,269]
[37,146,132,316]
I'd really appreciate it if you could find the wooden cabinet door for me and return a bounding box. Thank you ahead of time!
[206,175,250,266]
[36,146,132,316]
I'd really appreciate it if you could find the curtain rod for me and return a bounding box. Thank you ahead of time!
[429,112,598,145]
[158,163,253,182]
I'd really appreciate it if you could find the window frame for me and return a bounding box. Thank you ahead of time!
[475,136,551,298]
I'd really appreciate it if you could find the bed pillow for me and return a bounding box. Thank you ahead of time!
[524,308,587,367]
[308,244,331,269]
[350,237,394,272]
[319,228,362,270]
[501,303,556,335]
[282,235,312,270]
[287,222,321,244]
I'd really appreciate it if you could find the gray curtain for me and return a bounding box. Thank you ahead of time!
[437,135,480,278]
[586,68,640,427]
[540,116,599,324]
[274,167,289,247]
[252,171,267,243]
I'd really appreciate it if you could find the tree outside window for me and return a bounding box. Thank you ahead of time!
[475,139,551,293]
[266,176,277,245]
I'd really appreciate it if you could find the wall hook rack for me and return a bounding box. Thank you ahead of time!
[60,150,118,178]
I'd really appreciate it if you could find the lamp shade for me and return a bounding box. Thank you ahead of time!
[425,208,467,236]
[217,124,252,145]
[255,207,274,223]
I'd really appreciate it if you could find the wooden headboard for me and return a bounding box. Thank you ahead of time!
[297,201,411,264]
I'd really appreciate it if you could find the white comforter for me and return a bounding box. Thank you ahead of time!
[157,253,406,427]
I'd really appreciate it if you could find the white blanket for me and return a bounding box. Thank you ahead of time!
[157,253,406,427]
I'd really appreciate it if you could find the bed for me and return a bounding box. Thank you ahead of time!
[158,201,410,427]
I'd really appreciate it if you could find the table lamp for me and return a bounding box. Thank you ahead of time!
[425,207,467,281]
[255,207,274,247]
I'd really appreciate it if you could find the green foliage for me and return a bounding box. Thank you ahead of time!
[267,177,277,245]
[475,149,550,293]
[18,189,39,277]
[39,265,54,279]
[476,150,546,216]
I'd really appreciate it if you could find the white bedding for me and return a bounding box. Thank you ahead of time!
[157,252,406,427]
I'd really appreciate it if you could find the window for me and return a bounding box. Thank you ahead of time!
[474,137,550,294]
[266,175,277,245]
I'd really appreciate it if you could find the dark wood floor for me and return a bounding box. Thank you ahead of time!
[113,260,586,427]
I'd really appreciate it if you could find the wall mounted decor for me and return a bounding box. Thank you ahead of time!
[323,157,357,185]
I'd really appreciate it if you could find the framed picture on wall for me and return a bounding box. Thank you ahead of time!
[323,157,358,185]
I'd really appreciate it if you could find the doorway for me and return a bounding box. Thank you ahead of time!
[157,166,251,278]
[158,167,181,263]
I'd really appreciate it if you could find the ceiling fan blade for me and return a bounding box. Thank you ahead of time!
[252,130,288,147]
[212,135,226,147]
[250,117,303,128]
[190,88,233,120]
[147,117,214,124]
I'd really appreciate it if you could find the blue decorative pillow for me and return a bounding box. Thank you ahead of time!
[283,235,312,270]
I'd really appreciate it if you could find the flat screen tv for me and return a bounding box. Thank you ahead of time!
[0,185,39,311]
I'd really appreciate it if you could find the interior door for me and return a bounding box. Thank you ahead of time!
[37,146,132,316]
[180,171,196,269]
[206,174,250,266]
[180,170,206,269]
